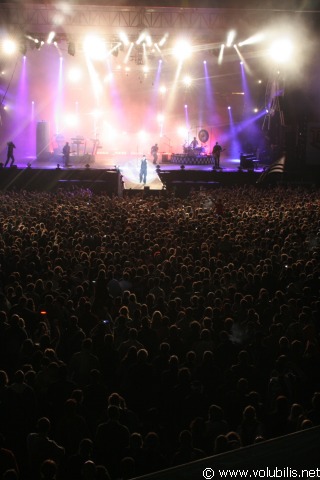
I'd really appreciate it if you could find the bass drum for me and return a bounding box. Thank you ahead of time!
[198,129,209,143]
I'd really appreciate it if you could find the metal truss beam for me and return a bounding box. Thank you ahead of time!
[1,3,270,38]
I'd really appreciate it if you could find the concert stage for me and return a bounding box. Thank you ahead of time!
[0,152,268,194]
[156,166,262,193]
[0,165,124,195]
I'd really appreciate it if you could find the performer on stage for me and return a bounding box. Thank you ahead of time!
[212,141,223,169]
[62,141,71,167]
[5,141,16,167]
[151,143,159,164]
[190,137,199,150]
[139,155,147,184]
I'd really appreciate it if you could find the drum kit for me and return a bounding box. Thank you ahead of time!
[183,129,209,156]
[183,145,207,156]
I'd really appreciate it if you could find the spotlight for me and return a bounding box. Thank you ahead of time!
[159,33,168,47]
[173,40,192,60]
[47,31,55,44]
[268,38,293,64]
[183,75,192,87]
[3,39,17,55]
[35,39,44,50]
[226,30,236,47]
[218,44,225,65]
[68,42,76,56]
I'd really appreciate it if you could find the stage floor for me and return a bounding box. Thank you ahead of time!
[10,154,265,191]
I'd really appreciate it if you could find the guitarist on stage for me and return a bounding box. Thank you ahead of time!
[212,141,223,169]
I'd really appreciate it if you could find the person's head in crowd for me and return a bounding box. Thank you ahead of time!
[81,460,96,480]
[129,432,143,450]
[108,392,126,409]
[226,431,242,450]
[208,405,225,422]
[107,404,120,422]
[137,348,149,363]
[2,471,19,480]
[78,438,93,458]
[143,432,160,451]
[71,389,84,405]
[13,370,25,385]
[120,457,135,480]
[214,434,229,455]
[0,370,8,388]
[40,460,57,480]
[37,417,51,436]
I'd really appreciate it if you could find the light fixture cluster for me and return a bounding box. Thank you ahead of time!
[3,31,168,61]
[1,28,296,70]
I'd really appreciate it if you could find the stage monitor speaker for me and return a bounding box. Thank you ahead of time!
[240,153,257,169]
[36,121,50,160]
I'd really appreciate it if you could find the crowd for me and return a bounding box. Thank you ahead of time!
[0,184,319,480]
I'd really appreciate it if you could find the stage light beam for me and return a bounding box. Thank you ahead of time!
[268,38,294,63]
[226,30,236,47]
[64,113,79,128]
[68,67,82,83]
[119,32,130,46]
[159,33,168,47]
[3,39,17,55]
[124,42,134,64]
[47,31,55,44]
[218,44,225,65]
[238,33,265,47]
[183,75,192,87]
[136,32,146,45]
[83,35,107,61]
[173,40,192,61]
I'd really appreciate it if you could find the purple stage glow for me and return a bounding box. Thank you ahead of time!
[147,60,162,134]
[0,40,270,162]
[184,104,190,134]
[203,61,216,133]
[240,62,253,115]
[226,106,242,159]
[16,57,28,157]
[54,57,64,137]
